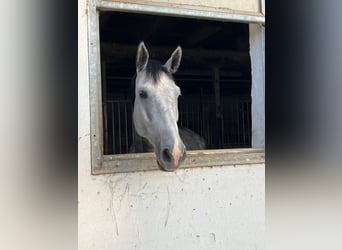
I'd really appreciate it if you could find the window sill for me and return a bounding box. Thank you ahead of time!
[92,148,265,174]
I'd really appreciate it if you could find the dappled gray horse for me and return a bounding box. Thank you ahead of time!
[131,42,205,171]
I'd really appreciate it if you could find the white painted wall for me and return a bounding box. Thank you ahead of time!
[79,1,265,249]
[79,164,264,250]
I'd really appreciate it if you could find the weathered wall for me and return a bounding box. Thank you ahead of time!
[79,165,264,249]
[79,1,264,249]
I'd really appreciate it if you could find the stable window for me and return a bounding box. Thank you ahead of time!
[88,1,265,174]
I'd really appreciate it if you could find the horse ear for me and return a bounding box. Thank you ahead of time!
[136,41,149,72]
[164,46,182,74]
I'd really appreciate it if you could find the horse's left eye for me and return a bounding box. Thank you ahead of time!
[139,90,148,99]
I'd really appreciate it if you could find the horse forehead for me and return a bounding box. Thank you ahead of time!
[136,71,151,86]
[156,73,175,90]
[137,71,177,92]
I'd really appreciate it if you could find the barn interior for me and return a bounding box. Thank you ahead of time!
[99,11,252,155]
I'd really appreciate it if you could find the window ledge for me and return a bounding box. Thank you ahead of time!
[92,148,265,174]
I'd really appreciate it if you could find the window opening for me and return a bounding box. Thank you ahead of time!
[99,11,251,156]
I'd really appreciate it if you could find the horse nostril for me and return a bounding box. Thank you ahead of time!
[180,147,186,162]
[162,148,172,163]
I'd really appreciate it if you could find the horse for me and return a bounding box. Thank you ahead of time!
[130,42,205,171]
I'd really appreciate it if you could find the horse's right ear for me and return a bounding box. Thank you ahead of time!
[136,42,149,72]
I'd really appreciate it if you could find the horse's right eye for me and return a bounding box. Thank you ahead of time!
[139,90,148,99]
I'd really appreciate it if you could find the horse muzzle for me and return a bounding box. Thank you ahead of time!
[157,144,186,171]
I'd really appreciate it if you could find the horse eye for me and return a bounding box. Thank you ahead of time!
[139,90,148,99]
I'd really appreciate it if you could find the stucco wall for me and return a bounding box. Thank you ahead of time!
[78,1,264,249]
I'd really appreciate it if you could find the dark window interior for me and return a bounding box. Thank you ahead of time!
[99,11,251,155]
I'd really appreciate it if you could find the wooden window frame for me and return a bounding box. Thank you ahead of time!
[88,0,265,174]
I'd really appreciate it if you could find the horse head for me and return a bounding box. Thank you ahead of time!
[133,42,186,171]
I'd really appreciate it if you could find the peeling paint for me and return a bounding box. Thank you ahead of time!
[164,185,171,227]
[108,180,119,236]
[106,173,130,236]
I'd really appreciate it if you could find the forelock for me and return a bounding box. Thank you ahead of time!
[145,60,173,84]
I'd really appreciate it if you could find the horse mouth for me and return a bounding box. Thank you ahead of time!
[156,147,186,172]
[157,159,177,172]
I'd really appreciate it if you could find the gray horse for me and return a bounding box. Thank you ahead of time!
[131,42,205,171]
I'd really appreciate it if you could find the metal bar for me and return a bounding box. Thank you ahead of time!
[221,108,225,147]
[111,102,115,154]
[246,100,251,145]
[236,102,240,146]
[118,102,122,154]
[199,102,203,136]
[186,103,189,128]
[232,101,236,145]
[212,67,221,147]
[124,102,128,153]
[103,102,108,154]
[196,102,199,132]
[101,61,108,154]
[208,101,212,147]
[191,103,194,131]
[241,101,246,144]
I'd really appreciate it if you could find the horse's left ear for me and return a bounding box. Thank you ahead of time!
[164,46,182,74]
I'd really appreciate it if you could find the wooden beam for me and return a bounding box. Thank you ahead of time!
[94,148,265,174]
[100,43,249,66]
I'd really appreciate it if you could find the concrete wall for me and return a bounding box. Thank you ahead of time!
[78,1,265,249]
[79,165,264,250]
